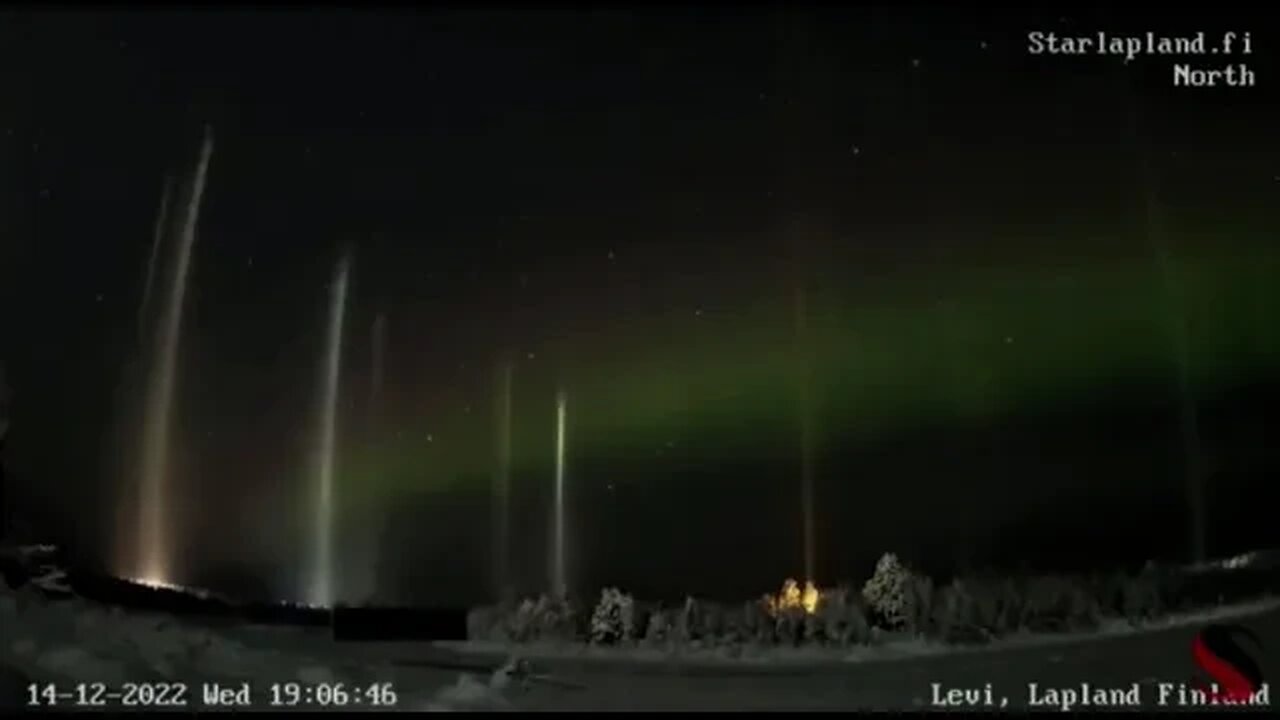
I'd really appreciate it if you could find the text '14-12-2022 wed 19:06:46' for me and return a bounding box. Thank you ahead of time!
[25,681,399,709]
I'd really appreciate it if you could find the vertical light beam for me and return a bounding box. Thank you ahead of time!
[1127,91,1207,564]
[492,358,514,598]
[794,285,816,585]
[308,251,351,607]
[1145,186,1207,563]
[552,388,567,598]
[135,127,213,587]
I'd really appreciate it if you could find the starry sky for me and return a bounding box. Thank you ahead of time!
[1,7,1276,604]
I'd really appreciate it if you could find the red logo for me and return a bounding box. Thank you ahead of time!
[1191,624,1265,703]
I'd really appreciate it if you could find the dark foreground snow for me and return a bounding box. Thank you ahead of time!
[2,571,1276,712]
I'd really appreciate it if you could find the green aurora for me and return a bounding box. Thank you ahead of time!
[335,229,1278,514]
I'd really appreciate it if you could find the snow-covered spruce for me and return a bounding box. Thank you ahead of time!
[589,588,635,645]
[466,594,579,643]
[861,552,915,631]
[676,596,699,645]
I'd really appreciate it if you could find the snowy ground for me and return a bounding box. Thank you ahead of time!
[490,599,1280,711]
[2,576,1277,711]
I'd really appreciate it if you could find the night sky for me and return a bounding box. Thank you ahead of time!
[1,7,1276,605]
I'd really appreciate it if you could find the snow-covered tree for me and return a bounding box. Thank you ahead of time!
[861,552,914,630]
[589,588,635,645]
